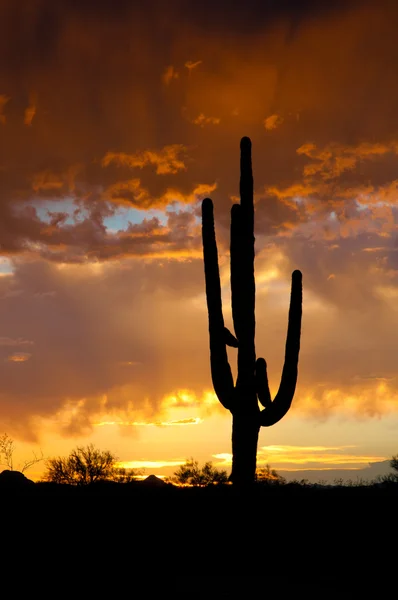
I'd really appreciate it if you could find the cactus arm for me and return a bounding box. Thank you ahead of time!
[202,197,235,411]
[259,269,303,426]
[255,358,272,408]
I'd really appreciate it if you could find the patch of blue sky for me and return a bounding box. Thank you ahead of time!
[104,201,199,232]
[24,197,80,225]
[104,207,168,231]
[21,196,200,233]
[0,257,13,275]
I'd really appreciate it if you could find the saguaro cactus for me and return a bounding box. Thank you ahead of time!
[202,137,302,487]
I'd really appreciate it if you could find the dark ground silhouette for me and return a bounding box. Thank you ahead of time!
[1,476,396,595]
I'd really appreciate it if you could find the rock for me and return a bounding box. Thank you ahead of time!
[0,470,35,486]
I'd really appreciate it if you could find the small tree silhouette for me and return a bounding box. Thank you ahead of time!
[202,137,302,487]
[0,432,44,473]
[256,464,286,485]
[44,443,135,485]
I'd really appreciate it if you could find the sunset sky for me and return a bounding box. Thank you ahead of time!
[2,0,398,482]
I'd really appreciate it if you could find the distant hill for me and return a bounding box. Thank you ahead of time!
[280,460,394,484]
[139,474,170,487]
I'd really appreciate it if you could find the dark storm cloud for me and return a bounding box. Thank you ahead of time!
[3,0,398,433]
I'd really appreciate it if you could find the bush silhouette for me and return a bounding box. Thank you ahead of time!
[44,443,136,485]
[170,458,228,486]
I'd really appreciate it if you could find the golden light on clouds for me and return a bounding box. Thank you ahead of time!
[162,389,219,410]
[102,144,187,175]
[117,459,185,470]
[7,352,32,363]
[296,380,398,420]
[213,445,387,470]
[94,417,203,427]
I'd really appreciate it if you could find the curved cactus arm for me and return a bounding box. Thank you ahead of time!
[255,358,272,408]
[202,197,235,411]
[259,270,302,426]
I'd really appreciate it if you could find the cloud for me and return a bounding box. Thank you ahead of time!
[102,145,187,175]
[296,140,398,180]
[0,257,213,437]
[264,114,284,130]
[213,445,387,470]
[191,114,220,127]
[3,0,398,440]
[94,416,203,427]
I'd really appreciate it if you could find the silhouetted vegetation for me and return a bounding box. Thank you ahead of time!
[43,443,137,485]
[256,464,286,484]
[0,432,43,473]
[390,454,398,478]
[202,137,302,486]
[169,458,228,486]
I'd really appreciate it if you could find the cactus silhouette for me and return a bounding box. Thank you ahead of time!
[201,137,302,487]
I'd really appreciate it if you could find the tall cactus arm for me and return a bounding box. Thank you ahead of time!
[259,269,302,426]
[202,197,235,411]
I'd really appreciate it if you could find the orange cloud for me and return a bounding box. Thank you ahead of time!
[102,144,187,175]
[296,141,398,180]
[264,114,284,131]
[31,165,81,195]
[31,170,64,192]
[105,179,216,209]
[192,113,220,127]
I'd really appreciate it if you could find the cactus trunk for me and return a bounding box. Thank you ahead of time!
[202,137,302,487]
[232,412,260,487]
